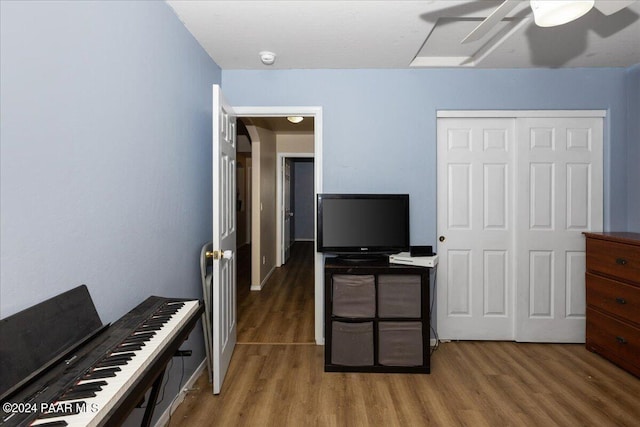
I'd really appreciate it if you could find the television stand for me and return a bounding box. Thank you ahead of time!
[324,259,431,373]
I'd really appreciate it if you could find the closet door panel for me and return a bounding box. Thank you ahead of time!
[516,117,603,342]
[437,118,515,340]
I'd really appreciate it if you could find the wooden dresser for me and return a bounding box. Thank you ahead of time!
[584,232,640,377]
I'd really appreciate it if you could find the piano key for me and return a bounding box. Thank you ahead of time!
[141,319,168,324]
[121,333,154,344]
[31,421,68,426]
[65,381,107,393]
[128,330,156,338]
[82,368,120,380]
[131,330,155,338]
[100,352,135,362]
[93,359,129,368]
[89,351,135,369]
[114,343,144,352]
[157,309,181,315]
[136,325,163,332]
[118,337,150,346]
[57,390,97,401]
[141,317,167,322]
[137,325,166,332]
[30,300,199,427]
[145,315,173,322]
[155,309,181,316]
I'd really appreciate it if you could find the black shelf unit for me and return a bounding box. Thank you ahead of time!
[324,258,430,373]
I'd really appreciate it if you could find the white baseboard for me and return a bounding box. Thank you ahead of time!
[250,264,276,291]
[154,358,207,427]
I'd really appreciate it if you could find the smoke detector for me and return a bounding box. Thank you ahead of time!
[259,51,276,66]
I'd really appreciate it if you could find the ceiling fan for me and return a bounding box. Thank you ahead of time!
[461,0,636,44]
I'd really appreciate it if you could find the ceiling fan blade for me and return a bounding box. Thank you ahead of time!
[461,0,520,44]
[593,0,635,16]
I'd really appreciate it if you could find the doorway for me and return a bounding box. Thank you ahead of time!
[277,154,315,267]
[234,108,324,345]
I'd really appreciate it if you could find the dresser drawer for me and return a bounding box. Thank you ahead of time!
[586,308,640,370]
[586,273,640,325]
[586,238,640,284]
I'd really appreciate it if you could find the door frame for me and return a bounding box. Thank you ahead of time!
[436,109,606,342]
[276,153,314,267]
[235,106,324,345]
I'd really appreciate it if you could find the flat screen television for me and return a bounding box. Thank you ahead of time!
[317,193,410,256]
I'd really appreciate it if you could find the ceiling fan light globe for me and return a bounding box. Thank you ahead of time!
[530,0,595,27]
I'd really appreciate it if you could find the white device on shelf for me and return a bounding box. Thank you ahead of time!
[389,252,439,268]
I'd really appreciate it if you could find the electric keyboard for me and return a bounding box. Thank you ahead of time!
[0,290,203,427]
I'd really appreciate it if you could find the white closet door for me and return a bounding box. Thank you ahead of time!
[515,117,603,342]
[437,113,603,343]
[437,118,516,340]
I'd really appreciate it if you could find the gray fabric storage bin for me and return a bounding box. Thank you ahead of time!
[331,321,374,366]
[378,275,421,318]
[332,274,375,317]
[378,321,423,366]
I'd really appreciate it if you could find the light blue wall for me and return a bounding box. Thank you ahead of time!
[0,1,219,424]
[626,64,640,232]
[223,68,630,245]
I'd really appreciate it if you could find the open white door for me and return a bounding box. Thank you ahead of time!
[211,85,237,394]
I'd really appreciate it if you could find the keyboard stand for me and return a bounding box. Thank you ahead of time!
[141,368,166,427]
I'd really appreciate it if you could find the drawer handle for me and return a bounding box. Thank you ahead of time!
[615,297,627,305]
[615,336,628,344]
[615,258,628,265]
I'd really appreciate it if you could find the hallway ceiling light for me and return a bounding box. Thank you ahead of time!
[287,116,304,124]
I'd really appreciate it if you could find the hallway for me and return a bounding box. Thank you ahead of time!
[236,241,315,344]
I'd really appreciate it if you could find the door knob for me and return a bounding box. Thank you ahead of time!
[206,250,233,260]
[439,236,446,242]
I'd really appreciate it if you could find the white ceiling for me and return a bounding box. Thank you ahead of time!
[166,1,640,69]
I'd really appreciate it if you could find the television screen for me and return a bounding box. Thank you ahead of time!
[317,194,409,255]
